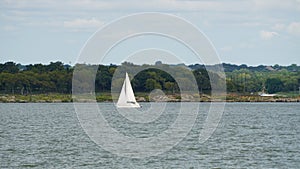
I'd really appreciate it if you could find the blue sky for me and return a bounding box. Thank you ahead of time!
[0,0,299,66]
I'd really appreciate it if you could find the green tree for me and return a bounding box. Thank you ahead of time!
[145,79,162,91]
[265,78,284,93]
[0,62,19,73]
[164,81,175,93]
[193,68,211,93]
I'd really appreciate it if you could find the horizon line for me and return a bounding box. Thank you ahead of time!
[0,60,299,67]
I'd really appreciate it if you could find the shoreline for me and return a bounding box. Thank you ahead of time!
[0,93,299,103]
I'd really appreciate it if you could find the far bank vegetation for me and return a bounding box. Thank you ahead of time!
[0,61,299,102]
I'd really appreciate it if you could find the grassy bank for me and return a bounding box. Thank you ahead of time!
[226,93,300,102]
[0,93,72,103]
[0,92,299,103]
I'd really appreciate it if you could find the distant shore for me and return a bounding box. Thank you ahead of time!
[0,93,299,103]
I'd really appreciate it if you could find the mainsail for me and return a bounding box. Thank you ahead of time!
[116,72,140,108]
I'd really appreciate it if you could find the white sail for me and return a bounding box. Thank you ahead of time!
[116,72,140,108]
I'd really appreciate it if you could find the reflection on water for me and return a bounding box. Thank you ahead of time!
[0,103,299,168]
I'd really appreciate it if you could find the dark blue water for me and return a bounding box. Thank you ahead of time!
[0,103,299,168]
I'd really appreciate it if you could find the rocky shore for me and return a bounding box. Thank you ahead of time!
[0,93,299,103]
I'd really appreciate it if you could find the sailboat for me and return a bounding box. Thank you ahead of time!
[116,72,140,108]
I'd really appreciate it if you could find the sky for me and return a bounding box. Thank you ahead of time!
[0,0,300,66]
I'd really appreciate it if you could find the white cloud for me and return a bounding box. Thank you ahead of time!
[63,18,104,31]
[269,22,300,36]
[253,0,300,11]
[272,23,286,31]
[1,0,297,32]
[260,30,279,40]
[0,0,253,13]
[287,22,300,36]
[2,25,18,31]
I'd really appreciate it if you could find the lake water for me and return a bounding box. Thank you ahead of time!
[0,103,299,168]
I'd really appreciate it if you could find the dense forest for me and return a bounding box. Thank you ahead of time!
[0,61,299,95]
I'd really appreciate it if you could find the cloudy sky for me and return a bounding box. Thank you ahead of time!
[0,0,300,66]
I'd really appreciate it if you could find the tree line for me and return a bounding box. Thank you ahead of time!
[0,61,299,95]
